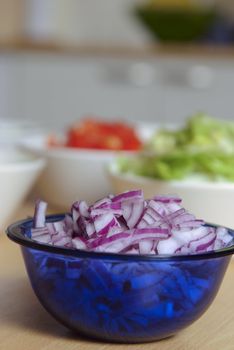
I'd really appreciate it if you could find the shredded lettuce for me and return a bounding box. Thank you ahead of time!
[118,113,234,181]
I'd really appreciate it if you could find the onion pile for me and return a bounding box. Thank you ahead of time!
[31,190,233,255]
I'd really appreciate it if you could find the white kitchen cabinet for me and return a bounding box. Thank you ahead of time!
[2,52,234,129]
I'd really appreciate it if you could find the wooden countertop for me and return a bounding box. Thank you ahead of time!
[1,39,234,59]
[1,201,234,350]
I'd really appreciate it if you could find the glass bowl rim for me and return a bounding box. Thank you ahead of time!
[6,214,234,262]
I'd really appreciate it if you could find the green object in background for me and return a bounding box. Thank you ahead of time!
[118,113,234,181]
[135,7,217,42]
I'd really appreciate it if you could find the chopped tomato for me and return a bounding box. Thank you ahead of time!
[53,118,142,151]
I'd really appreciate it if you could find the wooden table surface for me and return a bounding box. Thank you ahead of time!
[1,201,234,350]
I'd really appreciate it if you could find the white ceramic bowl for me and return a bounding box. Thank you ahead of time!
[0,148,45,228]
[0,119,42,147]
[21,134,142,209]
[108,163,234,228]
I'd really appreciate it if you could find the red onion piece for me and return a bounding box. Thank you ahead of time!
[153,195,182,203]
[112,189,143,203]
[33,200,47,228]
[72,237,87,250]
[139,240,154,254]
[31,227,51,244]
[122,200,144,229]
[93,212,121,236]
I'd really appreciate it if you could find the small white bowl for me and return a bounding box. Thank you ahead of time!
[0,148,45,228]
[21,134,138,209]
[108,163,234,228]
[0,119,42,147]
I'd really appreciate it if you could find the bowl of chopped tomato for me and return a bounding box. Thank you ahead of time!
[21,118,145,208]
[50,118,143,151]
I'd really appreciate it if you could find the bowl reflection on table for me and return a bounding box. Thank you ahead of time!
[6,215,234,343]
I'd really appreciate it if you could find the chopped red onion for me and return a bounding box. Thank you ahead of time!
[31,227,51,244]
[33,234,51,244]
[122,200,144,229]
[139,240,154,254]
[112,189,143,203]
[88,231,131,251]
[33,200,47,228]
[31,190,233,255]
[93,212,121,236]
[153,195,182,204]
[189,231,216,253]
[72,237,87,250]
[76,216,94,238]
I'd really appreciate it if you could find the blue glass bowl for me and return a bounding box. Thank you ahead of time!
[7,214,234,343]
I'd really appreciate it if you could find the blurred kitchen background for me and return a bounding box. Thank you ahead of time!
[1,0,234,130]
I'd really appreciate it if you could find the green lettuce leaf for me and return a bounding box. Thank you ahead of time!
[118,113,234,181]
